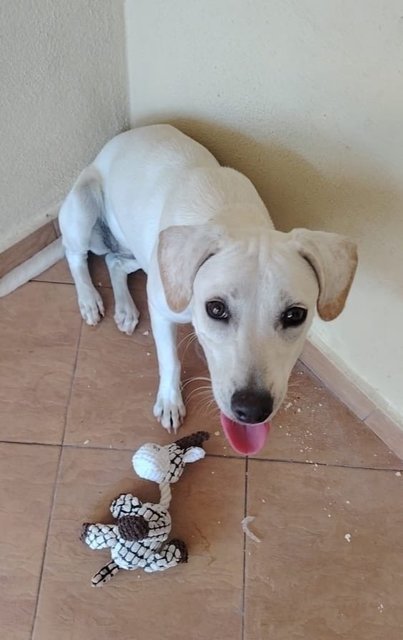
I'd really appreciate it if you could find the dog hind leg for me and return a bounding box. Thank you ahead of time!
[59,167,106,325]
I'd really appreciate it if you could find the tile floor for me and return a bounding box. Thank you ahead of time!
[1,256,402,640]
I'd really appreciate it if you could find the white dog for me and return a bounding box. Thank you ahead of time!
[0,125,357,454]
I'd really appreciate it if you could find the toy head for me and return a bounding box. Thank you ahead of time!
[132,431,210,484]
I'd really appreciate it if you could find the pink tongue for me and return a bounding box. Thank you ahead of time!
[220,412,271,455]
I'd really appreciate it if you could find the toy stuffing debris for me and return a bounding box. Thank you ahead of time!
[241,516,261,543]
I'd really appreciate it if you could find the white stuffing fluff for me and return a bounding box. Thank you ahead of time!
[241,516,261,543]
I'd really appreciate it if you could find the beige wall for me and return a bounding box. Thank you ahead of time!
[0,0,128,253]
[126,0,403,425]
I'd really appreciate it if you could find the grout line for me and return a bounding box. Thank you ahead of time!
[30,278,113,289]
[241,456,249,640]
[30,278,74,286]
[213,453,403,473]
[29,320,83,640]
[61,321,83,446]
[1,438,401,472]
[0,440,60,448]
[248,456,403,472]
[29,444,62,640]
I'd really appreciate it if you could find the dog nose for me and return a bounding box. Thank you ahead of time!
[231,389,274,424]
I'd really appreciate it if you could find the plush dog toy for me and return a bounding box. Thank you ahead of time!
[81,431,210,586]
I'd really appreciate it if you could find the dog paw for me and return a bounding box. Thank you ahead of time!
[153,391,186,433]
[114,301,139,335]
[79,290,104,326]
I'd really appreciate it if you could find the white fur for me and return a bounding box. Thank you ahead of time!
[0,125,357,432]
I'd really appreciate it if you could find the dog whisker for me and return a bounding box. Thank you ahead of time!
[181,375,211,389]
[193,391,218,417]
[178,331,199,365]
[177,331,194,351]
[185,385,212,402]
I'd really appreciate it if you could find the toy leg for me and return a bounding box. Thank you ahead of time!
[144,539,188,573]
[91,560,120,587]
[81,523,118,550]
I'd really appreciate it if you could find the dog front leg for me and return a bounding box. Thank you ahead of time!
[149,305,185,433]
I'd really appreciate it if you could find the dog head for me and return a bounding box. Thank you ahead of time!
[158,223,357,454]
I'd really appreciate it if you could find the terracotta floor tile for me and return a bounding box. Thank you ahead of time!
[35,253,144,289]
[34,254,112,287]
[0,282,81,443]
[33,259,73,285]
[0,443,59,640]
[64,284,227,455]
[244,460,403,640]
[259,363,400,468]
[33,448,244,640]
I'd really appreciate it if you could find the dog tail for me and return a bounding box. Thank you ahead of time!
[0,237,64,298]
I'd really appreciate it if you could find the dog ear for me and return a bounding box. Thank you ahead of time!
[158,224,223,312]
[182,447,206,464]
[291,229,358,321]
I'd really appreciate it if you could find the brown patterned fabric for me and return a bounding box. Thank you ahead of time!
[117,515,149,541]
[80,522,90,542]
[169,539,188,563]
[175,430,210,451]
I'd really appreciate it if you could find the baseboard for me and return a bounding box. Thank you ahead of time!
[300,341,375,420]
[1,221,402,460]
[301,341,403,460]
[0,219,60,279]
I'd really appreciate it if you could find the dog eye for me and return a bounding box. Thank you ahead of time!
[281,306,307,328]
[205,299,230,321]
